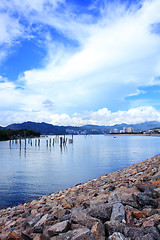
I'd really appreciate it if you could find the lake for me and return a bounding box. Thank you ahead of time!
[0,135,160,209]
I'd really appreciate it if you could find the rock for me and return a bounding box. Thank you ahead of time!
[28,214,42,227]
[154,187,160,197]
[34,214,49,228]
[108,232,126,240]
[143,226,160,240]
[136,183,155,192]
[104,221,125,236]
[7,231,23,240]
[110,203,125,222]
[91,222,105,240]
[71,208,100,229]
[125,207,134,225]
[87,203,112,222]
[108,186,140,208]
[51,228,95,240]
[48,220,70,237]
[136,193,158,208]
[124,226,144,239]
[130,209,145,219]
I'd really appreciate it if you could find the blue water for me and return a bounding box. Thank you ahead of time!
[0,135,160,209]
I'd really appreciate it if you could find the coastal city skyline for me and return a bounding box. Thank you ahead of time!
[0,0,160,126]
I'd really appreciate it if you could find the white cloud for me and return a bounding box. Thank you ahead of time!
[50,106,160,126]
[0,0,160,125]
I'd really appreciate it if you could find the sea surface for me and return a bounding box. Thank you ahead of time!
[0,135,160,209]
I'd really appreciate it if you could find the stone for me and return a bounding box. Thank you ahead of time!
[91,222,105,240]
[48,220,70,237]
[104,221,125,236]
[124,226,144,239]
[143,226,160,240]
[34,214,49,228]
[28,214,42,227]
[110,203,125,222]
[130,209,145,219]
[136,183,155,192]
[154,187,160,197]
[51,228,95,240]
[108,186,140,208]
[71,208,100,229]
[108,232,126,240]
[136,193,158,208]
[87,203,112,222]
[7,231,23,240]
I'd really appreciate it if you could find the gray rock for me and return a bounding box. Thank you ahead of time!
[110,203,125,222]
[87,203,112,222]
[143,226,160,240]
[108,232,126,240]
[34,213,49,227]
[71,208,100,229]
[51,228,95,240]
[136,193,158,208]
[124,226,146,239]
[135,234,155,240]
[104,221,125,236]
[108,187,139,208]
[91,222,105,240]
[154,187,160,198]
[48,220,70,237]
[28,213,42,227]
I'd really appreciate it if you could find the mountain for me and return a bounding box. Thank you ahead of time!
[6,121,68,135]
[4,121,160,135]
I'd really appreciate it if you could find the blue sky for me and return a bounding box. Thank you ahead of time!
[0,0,160,126]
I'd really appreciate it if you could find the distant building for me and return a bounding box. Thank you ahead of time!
[123,127,126,133]
[127,127,132,133]
[114,129,118,133]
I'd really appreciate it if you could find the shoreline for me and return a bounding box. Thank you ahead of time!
[0,154,160,239]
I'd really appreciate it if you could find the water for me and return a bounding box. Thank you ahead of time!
[0,135,160,209]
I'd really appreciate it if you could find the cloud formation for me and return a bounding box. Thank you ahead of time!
[0,0,160,126]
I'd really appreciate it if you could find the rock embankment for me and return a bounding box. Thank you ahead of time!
[0,155,160,240]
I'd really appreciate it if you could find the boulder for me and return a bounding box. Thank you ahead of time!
[71,208,100,229]
[87,203,112,222]
[51,228,95,240]
[91,222,105,240]
[136,193,158,208]
[110,203,125,222]
[104,221,125,236]
[108,232,126,240]
[48,220,70,237]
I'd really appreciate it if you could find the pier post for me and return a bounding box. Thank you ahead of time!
[60,137,63,146]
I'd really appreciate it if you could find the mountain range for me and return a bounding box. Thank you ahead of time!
[0,121,160,135]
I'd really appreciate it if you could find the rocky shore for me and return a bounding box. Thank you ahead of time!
[0,155,160,240]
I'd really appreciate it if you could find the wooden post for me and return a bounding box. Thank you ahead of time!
[19,137,21,148]
[38,139,40,147]
[46,140,48,147]
[49,138,51,147]
[53,138,54,146]
[60,137,63,146]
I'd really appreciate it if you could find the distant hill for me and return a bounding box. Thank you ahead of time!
[0,128,40,141]
[4,120,160,135]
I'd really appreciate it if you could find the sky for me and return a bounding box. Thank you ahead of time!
[0,0,160,126]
